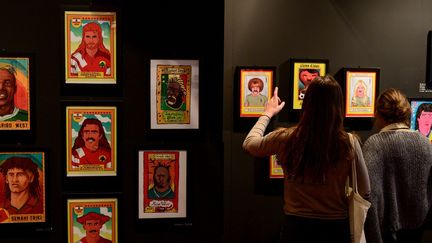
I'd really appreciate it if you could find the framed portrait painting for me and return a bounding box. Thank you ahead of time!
[237,67,275,117]
[65,105,117,177]
[409,98,432,143]
[0,151,46,224]
[67,198,117,243]
[289,59,328,110]
[269,155,283,179]
[150,59,199,129]
[0,54,33,136]
[64,11,117,84]
[138,150,187,219]
[343,68,379,118]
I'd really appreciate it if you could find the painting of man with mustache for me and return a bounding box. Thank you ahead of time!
[66,106,116,176]
[71,118,112,170]
[68,198,117,243]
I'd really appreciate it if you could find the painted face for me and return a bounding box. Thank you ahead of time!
[356,84,366,98]
[0,69,16,107]
[83,219,102,238]
[250,84,261,95]
[6,168,33,193]
[155,167,170,189]
[83,30,100,50]
[299,70,318,87]
[418,111,432,136]
[82,124,101,151]
[166,82,182,106]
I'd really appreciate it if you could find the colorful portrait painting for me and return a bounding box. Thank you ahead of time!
[66,106,117,177]
[0,152,45,224]
[410,100,432,143]
[67,198,117,243]
[240,69,273,117]
[65,11,116,84]
[269,155,283,179]
[0,57,31,130]
[292,62,327,110]
[150,60,199,129]
[345,71,376,117]
[138,150,187,219]
[157,65,191,124]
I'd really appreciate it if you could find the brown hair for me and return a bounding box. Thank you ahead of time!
[247,78,264,91]
[415,103,432,129]
[375,88,410,126]
[0,157,40,200]
[72,118,111,151]
[282,74,353,181]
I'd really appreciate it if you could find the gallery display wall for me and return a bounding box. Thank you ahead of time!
[224,0,432,242]
[0,1,224,243]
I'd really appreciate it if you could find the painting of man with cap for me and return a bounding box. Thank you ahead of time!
[76,212,112,243]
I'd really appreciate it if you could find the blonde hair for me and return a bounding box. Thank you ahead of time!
[375,88,410,126]
[354,80,368,96]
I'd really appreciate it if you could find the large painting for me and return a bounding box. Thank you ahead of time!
[65,11,117,84]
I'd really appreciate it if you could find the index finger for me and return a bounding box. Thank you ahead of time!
[274,87,279,97]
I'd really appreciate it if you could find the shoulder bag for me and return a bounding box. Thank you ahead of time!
[347,134,371,243]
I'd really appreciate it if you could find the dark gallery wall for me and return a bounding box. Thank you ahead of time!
[0,0,224,243]
[224,0,432,242]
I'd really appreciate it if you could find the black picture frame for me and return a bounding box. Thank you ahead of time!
[408,97,432,142]
[426,31,432,90]
[0,148,51,234]
[60,4,123,97]
[0,52,36,143]
[278,58,329,122]
[335,67,380,130]
[61,99,122,192]
[254,156,283,196]
[233,66,276,132]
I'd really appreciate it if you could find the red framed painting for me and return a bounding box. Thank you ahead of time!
[138,150,187,219]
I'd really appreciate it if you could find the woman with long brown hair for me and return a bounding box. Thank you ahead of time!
[243,75,370,242]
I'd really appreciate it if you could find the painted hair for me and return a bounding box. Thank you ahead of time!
[72,118,111,151]
[0,157,40,199]
[415,102,432,129]
[248,78,264,92]
[73,22,110,55]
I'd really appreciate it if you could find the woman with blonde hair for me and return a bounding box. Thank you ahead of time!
[243,75,370,242]
[351,79,371,107]
[363,88,432,243]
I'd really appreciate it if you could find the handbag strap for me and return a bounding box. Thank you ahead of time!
[348,133,359,193]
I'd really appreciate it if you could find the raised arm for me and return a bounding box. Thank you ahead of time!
[242,87,286,157]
